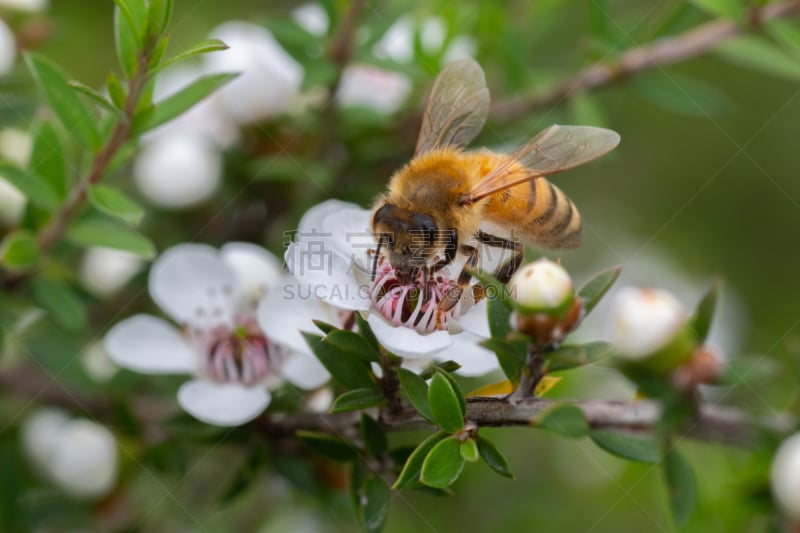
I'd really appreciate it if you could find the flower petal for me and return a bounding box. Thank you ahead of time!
[282,351,330,389]
[285,243,371,310]
[149,244,236,325]
[177,379,271,426]
[257,283,325,353]
[104,314,196,374]
[440,332,499,377]
[296,199,363,238]
[367,313,452,358]
[457,299,491,338]
[220,242,283,306]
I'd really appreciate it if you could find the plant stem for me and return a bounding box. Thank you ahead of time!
[509,345,546,403]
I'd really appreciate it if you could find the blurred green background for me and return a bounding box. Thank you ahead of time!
[2,0,800,531]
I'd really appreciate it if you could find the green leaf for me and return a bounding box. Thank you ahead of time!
[568,92,607,127]
[534,404,589,438]
[66,217,156,258]
[663,447,697,525]
[148,35,169,71]
[420,437,465,489]
[218,443,267,504]
[106,72,127,109]
[767,20,800,57]
[428,373,465,433]
[133,73,238,134]
[361,413,388,458]
[154,39,230,74]
[393,430,447,489]
[717,36,800,83]
[331,388,385,413]
[578,266,621,316]
[31,121,67,199]
[68,81,126,120]
[0,163,58,211]
[312,319,338,335]
[113,0,146,76]
[689,280,720,341]
[632,72,730,117]
[363,477,390,533]
[297,431,358,462]
[397,367,434,423]
[689,0,744,21]
[438,370,466,414]
[30,278,87,332]
[0,230,39,270]
[459,438,480,462]
[146,0,173,38]
[354,311,380,351]
[25,53,101,150]
[325,329,380,363]
[547,341,613,372]
[590,430,661,463]
[482,337,527,384]
[476,437,514,479]
[302,333,376,390]
[87,184,144,225]
[470,269,513,338]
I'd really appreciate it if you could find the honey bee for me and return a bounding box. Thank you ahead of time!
[370,59,620,310]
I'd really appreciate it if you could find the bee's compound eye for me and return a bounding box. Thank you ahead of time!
[411,213,437,247]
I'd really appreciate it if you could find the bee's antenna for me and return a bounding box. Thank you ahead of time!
[371,237,384,282]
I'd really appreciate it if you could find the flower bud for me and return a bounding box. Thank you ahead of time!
[608,287,695,371]
[291,3,329,36]
[0,18,16,76]
[772,432,800,520]
[80,246,143,297]
[0,177,25,226]
[509,259,574,316]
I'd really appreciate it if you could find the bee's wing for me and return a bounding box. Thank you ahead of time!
[463,125,620,204]
[415,59,490,155]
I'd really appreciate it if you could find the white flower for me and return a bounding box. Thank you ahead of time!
[443,35,478,63]
[105,243,331,426]
[509,258,573,313]
[22,409,118,499]
[0,128,32,166]
[607,287,688,359]
[133,134,222,209]
[373,16,476,65]
[205,21,303,124]
[80,246,143,297]
[336,64,412,115]
[0,18,16,76]
[0,0,48,12]
[373,17,414,63]
[0,177,25,226]
[772,432,800,520]
[284,200,497,376]
[291,3,329,36]
[82,341,118,383]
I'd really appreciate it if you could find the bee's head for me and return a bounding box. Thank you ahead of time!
[371,203,441,284]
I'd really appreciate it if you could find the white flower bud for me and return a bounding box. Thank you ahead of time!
[0,177,26,226]
[443,35,478,63]
[608,287,689,359]
[336,64,411,115]
[0,18,16,76]
[291,3,329,36]
[373,17,414,63]
[82,341,118,383]
[205,21,303,124]
[80,246,143,297]
[0,0,48,12]
[509,258,574,313]
[48,419,118,498]
[420,17,446,53]
[21,408,69,473]
[133,134,221,209]
[0,128,33,166]
[772,432,800,520]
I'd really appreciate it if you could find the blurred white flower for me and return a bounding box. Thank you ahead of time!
[0,0,48,12]
[772,432,800,520]
[82,341,118,383]
[0,18,16,76]
[22,409,118,499]
[80,246,143,297]
[105,243,330,426]
[420,17,446,53]
[443,35,478,62]
[0,177,25,226]
[0,128,32,165]
[205,21,303,124]
[373,16,476,64]
[607,287,688,359]
[284,200,497,375]
[509,258,573,313]
[291,3,329,36]
[133,134,221,209]
[373,17,414,63]
[336,64,411,115]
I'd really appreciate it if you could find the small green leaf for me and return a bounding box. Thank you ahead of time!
[428,373,465,433]
[133,73,238,133]
[0,230,39,270]
[88,185,144,225]
[477,437,514,479]
[361,413,388,458]
[459,438,480,462]
[297,431,358,462]
[148,35,169,71]
[547,341,613,372]
[354,312,380,351]
[363,477,390,533]
[689,280,720,342]
[68,81,126,120]
[31,121,67,199]
[578,266,621,316]
[663,447,697,525]
[0,163,58,211]
[113,0,146,76]
[437,370,466,414]
[146,0,173,38]
[106,72,127,109]
[482,337,527,384]
[312,319,338,335]
[419,360,461,378]
[331,388,385,413]
[25,54,101,149]
[767,20,800,57]
[534,404,589,438]
[590,430,661,463]
[303,333,376,390]
[420,437,465,489]
[325,329,380,363]
[397,367,434,423]
[717,36,800,83]
[66,217,156,258]
[154,39,230,74]
[393,431,448,489]
[30,278,87,332]
[689,0,744,21]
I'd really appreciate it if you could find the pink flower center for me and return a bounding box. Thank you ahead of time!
[369,259,464,333]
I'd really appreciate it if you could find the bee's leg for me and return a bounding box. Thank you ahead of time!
[438,245,479,311]
[430,228,458,274]
[476,231,523,283]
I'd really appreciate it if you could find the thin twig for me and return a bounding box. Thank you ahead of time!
[490,0,800,121]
